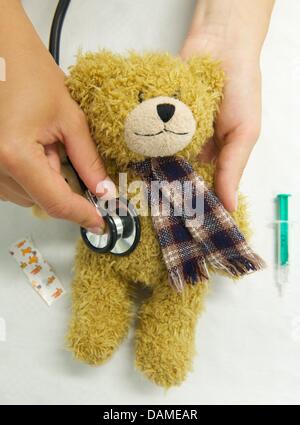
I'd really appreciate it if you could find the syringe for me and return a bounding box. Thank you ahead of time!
[276,194,291,293]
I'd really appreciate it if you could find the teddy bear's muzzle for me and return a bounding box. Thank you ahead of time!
[124,96,196,157]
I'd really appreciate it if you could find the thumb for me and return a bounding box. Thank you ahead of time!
[61,104,114,197]
[10,143,105,231]
[214,132,255,212]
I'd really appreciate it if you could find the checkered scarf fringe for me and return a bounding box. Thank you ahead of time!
[131,156,265,292]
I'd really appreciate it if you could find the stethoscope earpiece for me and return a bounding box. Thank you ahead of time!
[81,192,141,256]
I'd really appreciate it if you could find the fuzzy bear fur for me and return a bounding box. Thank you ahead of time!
[64,51,251,387]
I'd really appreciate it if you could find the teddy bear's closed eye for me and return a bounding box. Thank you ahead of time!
[172,90,181,99]
[138,91,145,103]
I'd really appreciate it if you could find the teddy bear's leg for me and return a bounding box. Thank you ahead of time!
[135,280,207,387]
[67,270,132,365]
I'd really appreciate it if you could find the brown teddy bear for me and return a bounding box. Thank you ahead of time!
[63,51,263,388]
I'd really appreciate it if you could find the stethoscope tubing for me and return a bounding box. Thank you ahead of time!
[48,1,141,256]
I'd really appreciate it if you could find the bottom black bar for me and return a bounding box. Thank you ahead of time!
[0,405,299,422]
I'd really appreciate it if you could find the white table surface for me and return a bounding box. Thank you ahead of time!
[0,0,299,405]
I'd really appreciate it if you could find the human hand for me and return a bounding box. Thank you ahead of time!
[0,0,109,232]
[181,0,274,212]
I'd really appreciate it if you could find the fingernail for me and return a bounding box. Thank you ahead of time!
[234,192,239,210]
[87,224,105,235]
[95,177,117,200]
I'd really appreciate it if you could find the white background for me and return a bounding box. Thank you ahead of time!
[0,0,299,405]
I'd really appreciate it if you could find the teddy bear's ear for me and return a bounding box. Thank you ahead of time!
[66,50,125,109]
[187,56,225,107]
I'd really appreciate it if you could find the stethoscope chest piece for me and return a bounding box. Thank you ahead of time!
[81,192,141,256]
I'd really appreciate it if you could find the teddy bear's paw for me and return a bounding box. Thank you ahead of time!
[135,333,195,388]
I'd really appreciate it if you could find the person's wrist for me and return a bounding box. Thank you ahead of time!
[183,17,262,58]
[185,0,268,58]
[181,29,261,72]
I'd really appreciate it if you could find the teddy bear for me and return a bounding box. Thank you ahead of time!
[60,51,262,388]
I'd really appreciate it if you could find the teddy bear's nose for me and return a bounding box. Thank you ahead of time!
[157,103,175,123]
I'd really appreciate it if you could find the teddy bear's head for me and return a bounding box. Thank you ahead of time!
[67,51,224,170]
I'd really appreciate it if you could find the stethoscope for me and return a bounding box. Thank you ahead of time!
[49,0,141,256]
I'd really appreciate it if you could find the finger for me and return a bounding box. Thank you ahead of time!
[0,174,33,201]
[11,145,104,229]
[197,137,219,163]
[61,104,112,196]
[0,184,33,207]
[214,132,256,212]
[44,143,61,173]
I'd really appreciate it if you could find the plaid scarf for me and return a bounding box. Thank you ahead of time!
[130,156,265,292]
